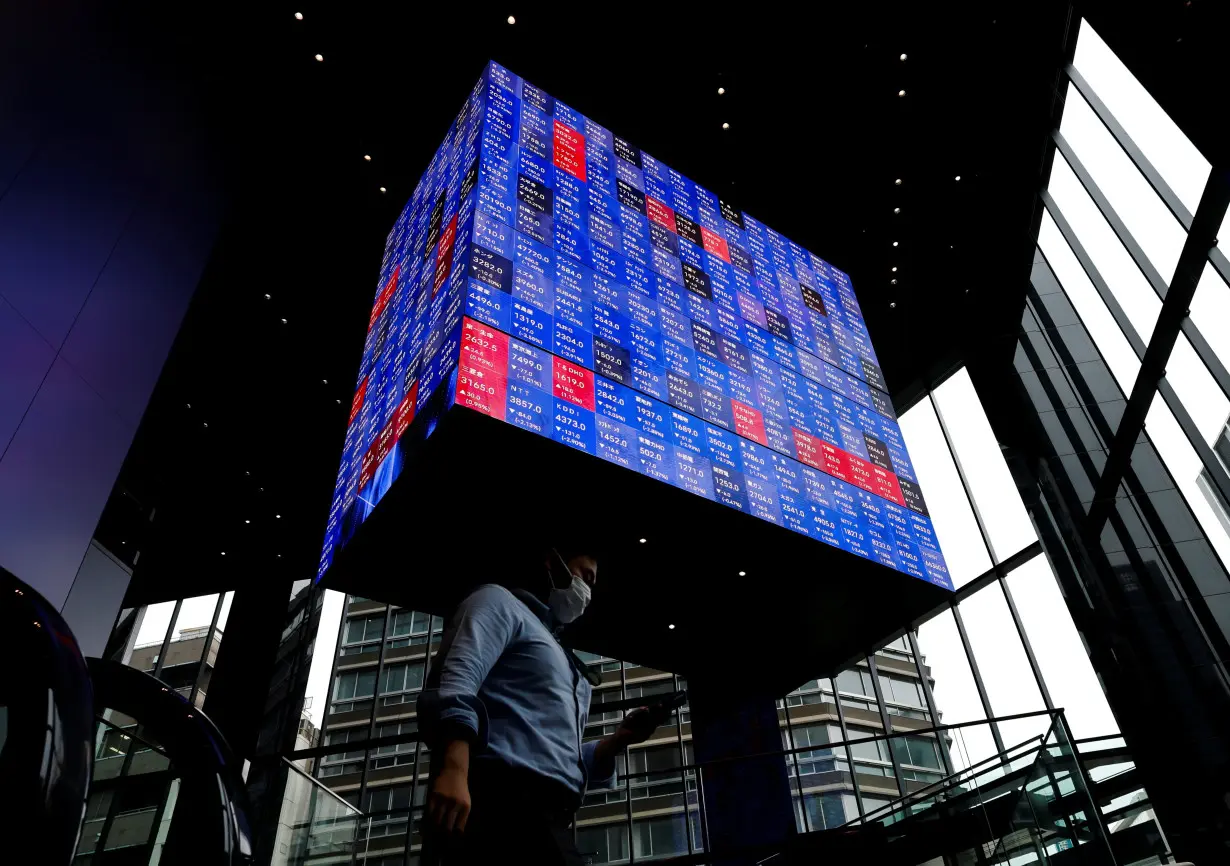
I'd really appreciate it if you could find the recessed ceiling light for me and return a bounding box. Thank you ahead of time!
[890,301,897,308]
[276,514,282,519]
[893,207,901,214]
[894,178,902,185]
[336,398,342,404]
[245,519,251,524]
[738,570,747,577]
[717,87,725,95]
[891,279,898,285]
[668,624,676,630]
[639,538,647,543]
[364,154,372,161]
[294,11,303,20]
[281,317,288,324]
[221,551,226,556]
[379,186,387,193]
[322,379,328,385]
[722,122,730,130]
[203,422,209,428]
[892,241,899,247]
[898,90,906,97]
[507,15,516,24]
[264,293,271,299]
[900,53,907,61]
[891,267,897,272]
[955,175,961,181]
[314,54,323,62]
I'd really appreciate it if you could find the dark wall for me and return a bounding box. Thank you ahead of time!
[0,3,220,612]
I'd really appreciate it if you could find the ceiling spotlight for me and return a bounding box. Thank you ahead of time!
[717,87,725,95]
[668,624,676,630]
[639,538,647,544]
[280,317,288,324]
[894,178,902,185]
[891,279,898,285]
[898,90,906,97]
[722,122,730,130]
[890,301,897,308]
[276,514,282,519]
[264,293,271,299]
[893,207,901,214]
[322,379,329,385]
[507,15,516,24]
[245,519,251,524]
[955,175,961,181]
[900,53,907,61]
[294,11,303,20]
[364,154,372,161]
[379,186,387,193]
[221,551,226,556]
[738,570,747,577]
[891,266,898,272]
[892,241,899,247]
[314,54,323,62]
[336,398,342,404]
[203,422,209,428]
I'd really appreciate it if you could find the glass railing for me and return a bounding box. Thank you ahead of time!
[269,758,364,866]
[273,709,1114,865]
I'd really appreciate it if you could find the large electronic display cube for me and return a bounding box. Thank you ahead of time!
[317,62,951,685]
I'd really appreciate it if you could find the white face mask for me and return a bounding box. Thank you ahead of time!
[548,575,592,624]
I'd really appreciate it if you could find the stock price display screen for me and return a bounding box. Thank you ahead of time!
[318,62,951,590]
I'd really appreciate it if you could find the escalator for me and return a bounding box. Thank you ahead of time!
[1,567,254,865]
[756,714,1116,866]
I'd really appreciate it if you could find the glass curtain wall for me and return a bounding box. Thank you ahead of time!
[1009,16,1227,862]
[76,590,236,862]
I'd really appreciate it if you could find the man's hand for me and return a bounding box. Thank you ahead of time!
[428,740,471,834]
[616,706,669,745]
[593,705,668,769]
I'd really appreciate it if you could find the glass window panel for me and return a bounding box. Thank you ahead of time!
[1047,152,1162,344]
[1005,556,1120,739]
[1038,211,1140,395]
[958,583,1050,749]
[932,369,1038,561]
[835,668,867,696]
[899,396,993,587]
[1059,83,1187,282]
[916,609,997,770]
[1072,20,1211,215]
[304,590,346,729]
[1144,394,1230,569]
[1165,332,1229,445]
[130,600,177,669]
[1190,263,1230,392]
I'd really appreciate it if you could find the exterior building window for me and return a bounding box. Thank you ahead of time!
[576,824,629,864]
[632,815,689,859]
[379,662,425,705]
[877,673,925,708]
[341,613,384,655]
[796,792,849,831]
[332,669,377,712]
[387,609,438,648]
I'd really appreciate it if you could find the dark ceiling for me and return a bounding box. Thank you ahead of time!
[96,1,1224,607]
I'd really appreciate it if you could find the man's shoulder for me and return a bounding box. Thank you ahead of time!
[464,583,516,605]
[460,583,526,616]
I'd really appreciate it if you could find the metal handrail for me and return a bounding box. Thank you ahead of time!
[613,708,1058,783]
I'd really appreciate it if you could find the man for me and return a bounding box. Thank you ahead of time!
[417,547,664,864]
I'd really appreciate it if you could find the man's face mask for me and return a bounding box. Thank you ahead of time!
[548,574,592,624]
